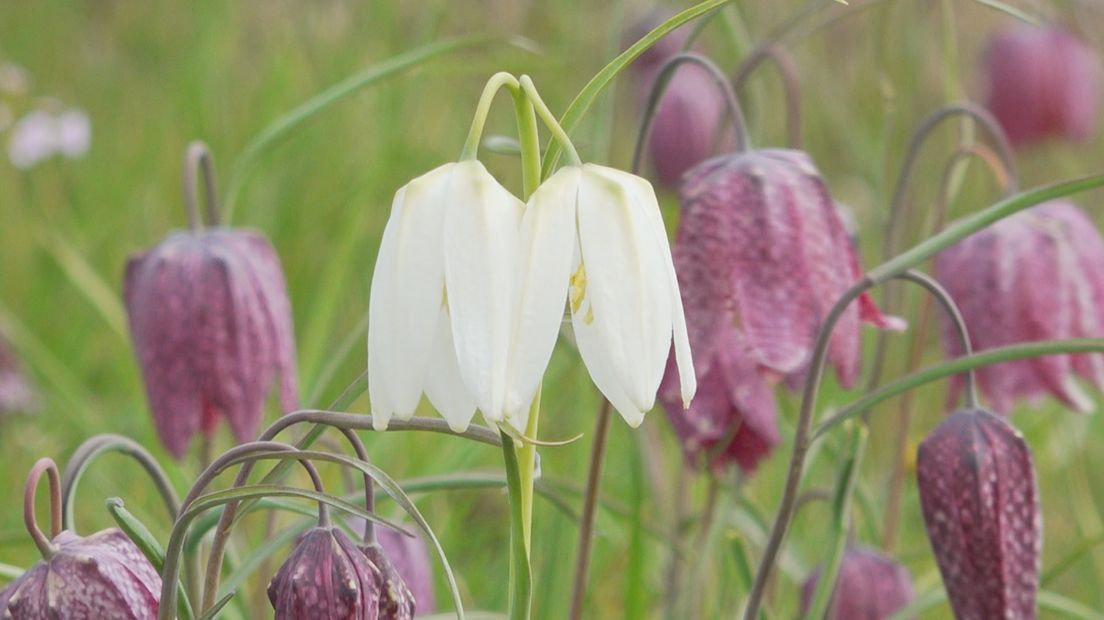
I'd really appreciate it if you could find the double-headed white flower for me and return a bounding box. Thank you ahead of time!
[368,158,695,433]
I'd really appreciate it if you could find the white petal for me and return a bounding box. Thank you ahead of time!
[503,166,580,425]
[573,165,671,423]
[368,186,404,430]
[370,164,453,421]
[424,308,478,431]
[631,169,697,405]
[442,161,525,423]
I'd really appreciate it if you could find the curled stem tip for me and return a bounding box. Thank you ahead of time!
[183,141,220,230]
[732,43,803,148]
[632,52,750,176]
[460,72,522,161]
[518,75,582,166]
[24,457,62,559]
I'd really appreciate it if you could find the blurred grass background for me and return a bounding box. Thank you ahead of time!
[1,1,1103,618]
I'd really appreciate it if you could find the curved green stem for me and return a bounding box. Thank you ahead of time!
[631,52,750,176]
[518,76,580,166]
[460,72,521,161]
[732,44,802,148]
[511,87,541,200]
[183,141,219,229]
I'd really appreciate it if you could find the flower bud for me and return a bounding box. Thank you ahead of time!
[124,228,299,458]
[983,25,1101,145]
[916,409,1041,619]
[936,201,1104,413]
[657,328,779,473]
[376,526,435,615]
[677,149,903,388]
[268,526,384,620]
[360,543,415,619]
[0,529,161,618]
[800,546,914,619]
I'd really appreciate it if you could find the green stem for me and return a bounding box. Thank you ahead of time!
[511,88,541,200]
[502,433,532,620]
[517,388,542,552]
[460,72,521,161]
[518,76,581,166]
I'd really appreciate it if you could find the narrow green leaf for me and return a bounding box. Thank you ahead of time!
[971,0,1041,24]
[218,520,311,601]
[1038,591,1104,620]
[1042,533,1104,586]
[197,593,235,620]
[886,587,946,620]
[37,231,128,341]
[0,562,25,581]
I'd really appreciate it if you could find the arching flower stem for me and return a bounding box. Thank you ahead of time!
[23,458,61,560]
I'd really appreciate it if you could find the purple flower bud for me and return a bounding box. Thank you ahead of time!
[800,546,915,620]
[657,328,779,474]
[0,336,39,414]
[124,228,299,458]
[936,201,1104,414]
[645,62,728,187]
[360,543,415,620]
[0,528,161,618]
[676,149,903,389]
[625,12,691,71]
[376,526,435,615]
[983,25,1101,145]
[917,409,1041,619]
[268,526,383,620]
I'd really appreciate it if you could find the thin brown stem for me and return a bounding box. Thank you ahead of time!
[632,51,750,176]
[183,140,220,230]
[732,43,802,148]
[23,458,62,559]
[568,399,613,620]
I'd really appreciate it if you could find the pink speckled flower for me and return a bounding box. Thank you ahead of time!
[800,546,915,620]
[269,526,386,620]
[359,542,416,619]
[376,527,434,616]
[936,201,1104,414]
[676,149,903,389]
[983,25,1101,145]
[657,328,779,474]
[916,409,1040,619]
[0,529,161,618]
[0,335,39,414]
[124,228,299,459]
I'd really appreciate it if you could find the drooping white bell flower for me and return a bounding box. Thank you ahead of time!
[368,160,524,432]
[515,164,696,426]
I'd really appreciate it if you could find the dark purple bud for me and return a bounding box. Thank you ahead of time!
[676,149,903,388]
[657,329,779,474]
[983,25,1101,145]
[0,335,39,414]
[0,529,161,618]
[936,201,1104,414]
[916,409,1041,619]
[268,526,383,620]
[800,545,915,620]
[360,543,415,620]
[645,61,729,187]
[376,526,434,615]
[124,228,299,458]
[625,12,691,71]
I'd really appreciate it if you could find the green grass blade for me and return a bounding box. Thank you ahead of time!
[106,498,195,620]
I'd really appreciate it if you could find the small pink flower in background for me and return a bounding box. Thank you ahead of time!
[0,335,40,414]
[937,201,1104,414]
[800,546,915,619]
[124,229,299,458]
[676,149,903,389]
[627,15,727,187]
[0,529,161,618]
[6,106,91,169]
[916,409,1040,619]
[657,329,779,474]
[983,25,1101,145]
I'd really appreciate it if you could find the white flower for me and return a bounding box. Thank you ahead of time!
[368,160,525,432]
[55,108,91,158]
[518,164,696,426]
[6,107,91,169]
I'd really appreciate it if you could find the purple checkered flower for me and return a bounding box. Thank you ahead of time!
[376,526,434,616]
[269,526,385,620]
[983,25,1100,145]
[937,201,1104,414]
[917,409,1041,619]
[124,228,299,458]
[801,546,915,619]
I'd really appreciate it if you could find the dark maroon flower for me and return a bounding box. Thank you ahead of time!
[937,201,1104,414]
[800,546,915,620]
[0,335,39,414]
[124,228,299,458]
[0,528,161,618]
[657,328,779,473]
[376,526,434,616]
[269,526,383,620]
[360,542,415,620]
[917,409,1041,619]
[676,149,903,389]
[983,25,1101,145]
